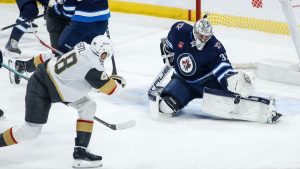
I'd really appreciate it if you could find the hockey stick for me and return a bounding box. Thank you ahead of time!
[93,116,136,130]
[105,28,117,75]
[30,23,64,56]
[1,13,46,31]
[1,63,30,81]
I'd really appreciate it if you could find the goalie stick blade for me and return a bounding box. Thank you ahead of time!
[115,119,136,130]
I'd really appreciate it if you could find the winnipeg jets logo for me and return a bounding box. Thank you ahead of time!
[182,59,191,71]
[176,23,184,30]
[177,53,196,76]
[214,42,222,49]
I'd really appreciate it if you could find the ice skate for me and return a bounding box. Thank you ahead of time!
[72,146,102,168]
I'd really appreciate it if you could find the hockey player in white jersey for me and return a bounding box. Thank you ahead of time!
[0,35,126,168]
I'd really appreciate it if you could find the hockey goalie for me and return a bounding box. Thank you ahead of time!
[148,17,282,123]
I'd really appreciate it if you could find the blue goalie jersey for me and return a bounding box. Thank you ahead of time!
[166,22,235,89]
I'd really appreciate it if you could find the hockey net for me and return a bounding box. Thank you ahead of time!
[201,0,300,69]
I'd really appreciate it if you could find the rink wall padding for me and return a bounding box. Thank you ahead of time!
[0,0,14,3]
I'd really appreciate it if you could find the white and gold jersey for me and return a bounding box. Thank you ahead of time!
[44,42,117,102]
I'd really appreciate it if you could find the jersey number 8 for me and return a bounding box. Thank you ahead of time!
[55,52,77,74]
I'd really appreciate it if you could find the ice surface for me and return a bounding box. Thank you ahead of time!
[1,5,300,169]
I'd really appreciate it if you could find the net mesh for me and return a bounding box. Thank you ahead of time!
[202,0,300,68]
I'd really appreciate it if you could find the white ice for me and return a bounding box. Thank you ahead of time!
[1,4,300,169]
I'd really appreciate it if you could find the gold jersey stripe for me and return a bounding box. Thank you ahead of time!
[77,120,94,133]
[3,128,17,146]
[98,79,117,95]
[46,66,65,101]
[33,54,44,68]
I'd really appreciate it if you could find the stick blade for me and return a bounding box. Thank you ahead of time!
[115,119,136,130]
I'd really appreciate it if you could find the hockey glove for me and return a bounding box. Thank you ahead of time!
[110,75,126,88]
[47,4,63,17]
[0,50,3,68]
[160,38,174,67]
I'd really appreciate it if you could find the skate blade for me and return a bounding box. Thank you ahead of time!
[72,160,102,168]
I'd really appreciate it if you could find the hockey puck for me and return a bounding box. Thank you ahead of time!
[0,109,4,117]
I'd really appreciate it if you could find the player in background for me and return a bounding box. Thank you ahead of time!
[5,0,49,55]
[10,0,111,84]
[0,35,126,168]
[148,18,281,123]
[48,0,111,53]
[9,0,71,84]
[5,0,49,84]
[45,0,70,53]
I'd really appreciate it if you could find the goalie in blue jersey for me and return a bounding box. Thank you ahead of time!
[148,17,281,123]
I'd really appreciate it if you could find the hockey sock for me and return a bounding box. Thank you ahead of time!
[75,119,94,147]
[9,17,30,42]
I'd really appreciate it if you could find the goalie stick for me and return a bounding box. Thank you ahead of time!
[147,64,172,101]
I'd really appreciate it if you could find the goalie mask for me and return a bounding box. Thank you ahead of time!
[91,35,113,62]
[193,18,213,50]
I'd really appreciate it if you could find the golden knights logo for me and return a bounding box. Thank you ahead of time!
[177,53,196,76]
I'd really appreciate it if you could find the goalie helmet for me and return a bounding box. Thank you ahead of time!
[193,18,213,50]
[90,35,113,61]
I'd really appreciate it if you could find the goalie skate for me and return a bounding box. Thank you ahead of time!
[72,147,102,168]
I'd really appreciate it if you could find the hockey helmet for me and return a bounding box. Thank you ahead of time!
[91,35,113,61]
[193,18,213,50]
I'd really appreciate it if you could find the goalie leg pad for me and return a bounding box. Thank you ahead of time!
[201,88,281,123]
